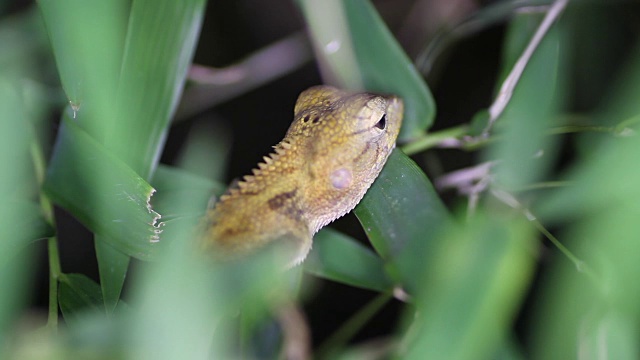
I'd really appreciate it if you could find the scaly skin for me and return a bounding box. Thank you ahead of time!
[200,85,403,265]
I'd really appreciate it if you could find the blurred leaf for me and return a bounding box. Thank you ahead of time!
[532,46,640,359]
[343,0,436,141]
[99,0,206,312]
[299,0,436,141]
[0,6,52,82]
[95,241,129,314]
[38,0,128,140]
[44,118,161,261]
[416,0,554,78]
[305,228,393,292]
[0,201,52,257]
[538,40,640,219]
[123,208,292,359]
[494,335,526,360]
[59,273,104,324]
[402,215,536,360]
[0,81,40,345]
[486,11,564,190]
[297,0,363,89]
[175,120,232,183]
[40,0,206,310]
[151,165,225,219]
[354,149,449,293]
[108,0,206,178]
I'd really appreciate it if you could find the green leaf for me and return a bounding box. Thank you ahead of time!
[151,165,225,219]
[123,217,293,359]
[95,241,130,314]
[108,0,206,179]
[416,0,554,77]
[98,0,206,312]
[354,149,449,293]
[0,201,52,258]
[402,215,536,360]
[531,46,640,360]
[0,81,42,341]
[175,121,232,183]
[58,273,104,324]
[37,0,128,140]
[44,119,161,261]
[343,0,436,141]
[305,228,393,292]
[298,0,436,141]
[40,0,207,311]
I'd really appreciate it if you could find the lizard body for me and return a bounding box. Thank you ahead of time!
[200,85,403,265]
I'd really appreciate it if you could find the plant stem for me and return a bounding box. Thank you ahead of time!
[30,139,62,330]
[47,237,62,329]
[548,125,616,135]
[401,125,468,155]
[484,0,569,136]
[317,292,392,358]
[530,218,600,285]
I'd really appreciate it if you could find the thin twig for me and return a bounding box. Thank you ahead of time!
[175,32,313,121]
[401,125,469,155]
[489,188,600,284]
[435,161,494,192]
[483,0,569,137]
[30,131,61,331]
[317,293,392,359]
[277,303,312,360]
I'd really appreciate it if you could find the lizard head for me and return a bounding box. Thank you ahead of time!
[287,85,404,232]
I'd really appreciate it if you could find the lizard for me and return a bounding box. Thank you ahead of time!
[199,85,403,266]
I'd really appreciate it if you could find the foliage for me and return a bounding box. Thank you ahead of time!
[1,0,640,359]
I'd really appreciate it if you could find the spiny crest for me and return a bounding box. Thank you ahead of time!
[218,139,294,203]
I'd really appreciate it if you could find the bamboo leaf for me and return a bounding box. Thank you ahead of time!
[305,228,393,292]
[37,0,128,140]
[531,46,640,360]
[40,0,207,311]
[108,0,206,179]
[44,118,161,261]
[402,215,536,360]
[298,0,435,141]
[151,165,225,219]
[354,149,450,293]
[0,81,43,339]
[58,273,104,324]
[486,11,564,190]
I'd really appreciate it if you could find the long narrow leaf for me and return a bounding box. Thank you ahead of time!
[299,0,435,141]
[354,149,449,293]
[0,81,43,342]
[58,273,104,324]
[108,0,206,178]
[305,228,393,292]
[403,215,536,360]
[44,118,161,261]
[37,0,127,141]
[486,12,564,190]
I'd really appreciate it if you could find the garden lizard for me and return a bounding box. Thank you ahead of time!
[200,85,403,266]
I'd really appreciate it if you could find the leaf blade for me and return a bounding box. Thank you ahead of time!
[44,119,161,260]
[305,228,393,292]
[354,149,450,292]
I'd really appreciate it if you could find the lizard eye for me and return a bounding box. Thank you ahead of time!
[375,114,387,130]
